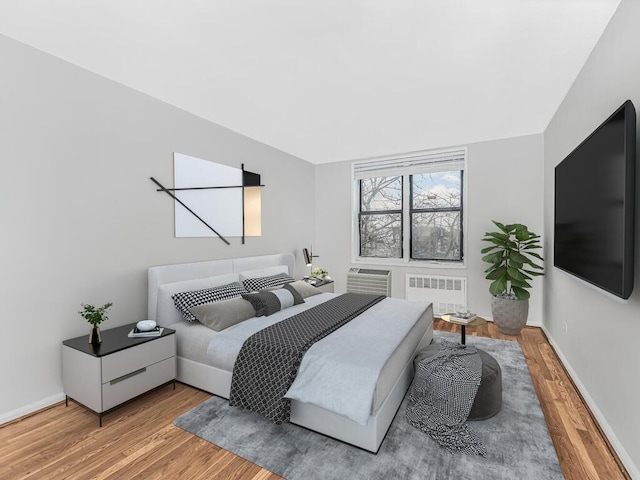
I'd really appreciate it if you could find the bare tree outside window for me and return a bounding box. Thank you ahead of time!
[411,172,462,260]
[359,177,402,258]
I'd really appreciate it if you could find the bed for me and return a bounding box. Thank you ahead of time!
[148,253,433,452]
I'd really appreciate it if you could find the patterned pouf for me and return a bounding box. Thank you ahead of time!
[414,342,502,420]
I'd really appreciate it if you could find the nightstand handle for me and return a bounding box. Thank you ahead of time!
[110,367,147,385]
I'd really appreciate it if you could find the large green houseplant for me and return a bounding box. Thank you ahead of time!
[481,221,544,335]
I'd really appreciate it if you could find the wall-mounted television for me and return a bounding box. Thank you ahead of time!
[554,100,636,300]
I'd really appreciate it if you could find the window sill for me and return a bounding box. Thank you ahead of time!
[353,257,466,269]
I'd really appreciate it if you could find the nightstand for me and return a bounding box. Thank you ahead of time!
[305,278,335,293]
[62,323,176,426]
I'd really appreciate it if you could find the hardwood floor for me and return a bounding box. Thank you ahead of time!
[0,322,629,480]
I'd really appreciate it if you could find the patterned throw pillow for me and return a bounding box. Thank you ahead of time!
[242,272,295,292]
[172,281,246,322]
[242,285,304,317]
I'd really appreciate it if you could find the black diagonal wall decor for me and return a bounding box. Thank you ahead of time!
[152,156,263,245]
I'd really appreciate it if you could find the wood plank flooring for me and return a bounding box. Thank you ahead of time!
[0,321,629,480]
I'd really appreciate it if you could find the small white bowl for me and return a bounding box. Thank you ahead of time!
[136,320,157,331]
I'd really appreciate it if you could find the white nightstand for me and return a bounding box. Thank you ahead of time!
[62,323,176,426]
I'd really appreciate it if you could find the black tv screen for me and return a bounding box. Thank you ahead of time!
[554,100,636,300]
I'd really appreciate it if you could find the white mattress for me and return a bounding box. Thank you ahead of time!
[168,293,433,414]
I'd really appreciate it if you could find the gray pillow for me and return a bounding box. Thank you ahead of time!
[286,280,323,299]
[189,297,256,331]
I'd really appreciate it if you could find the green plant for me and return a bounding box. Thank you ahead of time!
[79,303,113,326]
[481,221,544,300]
[311,267,328,279]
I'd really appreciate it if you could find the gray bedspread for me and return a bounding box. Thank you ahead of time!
[229,293,384,423]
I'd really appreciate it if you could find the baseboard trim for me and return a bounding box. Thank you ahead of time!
[0,392,65,426]
[541,325,638,480]
[476,316,544,329]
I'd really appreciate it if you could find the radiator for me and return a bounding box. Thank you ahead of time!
[347,268,392,296]
[405,274,467,316]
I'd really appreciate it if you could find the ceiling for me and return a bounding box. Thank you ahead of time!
[0,1,621,164]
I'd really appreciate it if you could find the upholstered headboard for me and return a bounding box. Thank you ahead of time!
[147,253,295,323]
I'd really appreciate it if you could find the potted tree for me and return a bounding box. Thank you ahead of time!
[481,221,544,335]
[79,302,113,345]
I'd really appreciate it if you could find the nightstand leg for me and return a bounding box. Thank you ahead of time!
[461,326,466,345]
[99,413,103,428]
[65,395,68,407]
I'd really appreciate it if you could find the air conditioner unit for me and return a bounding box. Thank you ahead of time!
[346,268,392,296]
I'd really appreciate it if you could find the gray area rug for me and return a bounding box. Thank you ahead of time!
[174,332,564,479]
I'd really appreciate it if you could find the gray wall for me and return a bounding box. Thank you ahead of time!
[315,134,545,325]
[0,34,315,421]
[543,0,640,475]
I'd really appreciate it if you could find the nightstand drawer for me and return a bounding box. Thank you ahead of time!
[102,335,175,383]
[102,356,176,411]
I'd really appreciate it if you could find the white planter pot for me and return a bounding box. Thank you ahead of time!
[490,296,529,335]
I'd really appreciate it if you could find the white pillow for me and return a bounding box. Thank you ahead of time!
[238,265,288,281]
[157,273,240,325]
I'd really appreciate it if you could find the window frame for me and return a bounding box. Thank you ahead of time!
[409,171,464,262]
[352,147,467,268]
[358,176,404,259]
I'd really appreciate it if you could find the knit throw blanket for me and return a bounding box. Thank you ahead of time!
[406,341,486,456]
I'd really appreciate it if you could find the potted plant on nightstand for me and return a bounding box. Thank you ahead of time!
[481,221,544,335]
[79,302,113,345]
[311,267,329,281]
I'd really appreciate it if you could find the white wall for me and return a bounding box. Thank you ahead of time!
[543,0,640,476]
[315,134,544,324]
[0,34,315,422]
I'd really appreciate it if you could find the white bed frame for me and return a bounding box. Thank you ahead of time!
[148,253,433,452]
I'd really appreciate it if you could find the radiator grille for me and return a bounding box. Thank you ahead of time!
[405,274,467,316]
[347,268,391,296]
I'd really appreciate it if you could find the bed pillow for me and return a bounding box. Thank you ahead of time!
[189,297,256,331]
[242,272,295,292]
[284,280,323,299]
[238,265,288,281]
[242,285,304,317]
[172,281,246,322]
[280,282,305,305]
[156,273,240,325]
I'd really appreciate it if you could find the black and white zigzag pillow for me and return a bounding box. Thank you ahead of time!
[172,281,246,322]
[242,272,295,292]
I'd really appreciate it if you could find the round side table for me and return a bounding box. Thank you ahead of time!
[439,314,487,344]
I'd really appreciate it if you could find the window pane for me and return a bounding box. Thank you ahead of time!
[360,214,402,258]
[360,177,402,212]
[411,211,461,260]
[412,171,461,209]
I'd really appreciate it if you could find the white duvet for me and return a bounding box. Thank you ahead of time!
[206,293,430,425]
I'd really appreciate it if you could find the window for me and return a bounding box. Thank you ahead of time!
[410,172,462,260]
[359,176,403,258]
[354,148,466,263]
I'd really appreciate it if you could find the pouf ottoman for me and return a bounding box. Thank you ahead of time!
[413,342,502,420]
